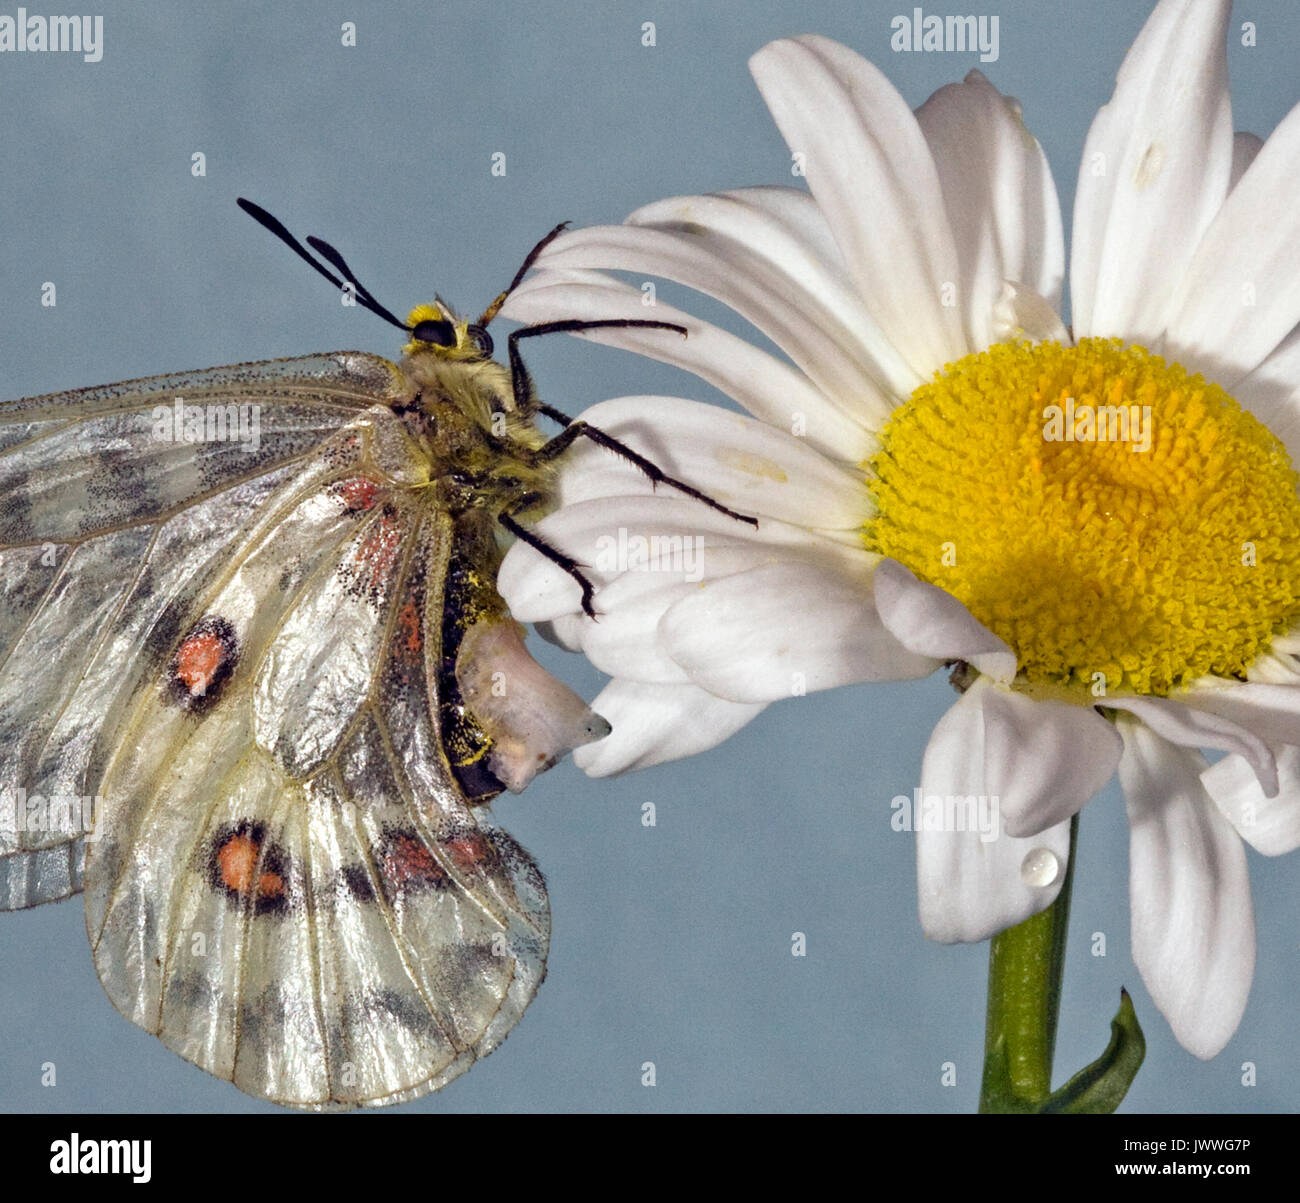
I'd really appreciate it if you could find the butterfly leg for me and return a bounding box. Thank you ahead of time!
[524,409,758,528]
[506,320,686,420]
[498,501,600,619]
[505,321,756,526]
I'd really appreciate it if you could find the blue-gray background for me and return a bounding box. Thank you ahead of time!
[0,0,1295,1114]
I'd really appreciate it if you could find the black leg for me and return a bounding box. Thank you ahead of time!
[506,319,687,416]
[528,408,759,528]
[504,317,758,528]
[498,509,599,619]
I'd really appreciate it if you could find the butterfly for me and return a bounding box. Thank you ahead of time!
[0,200,753,1109]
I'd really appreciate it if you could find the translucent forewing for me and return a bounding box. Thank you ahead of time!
[0,353,404,907]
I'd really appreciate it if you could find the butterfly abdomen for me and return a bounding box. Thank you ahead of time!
[436,542,509,804]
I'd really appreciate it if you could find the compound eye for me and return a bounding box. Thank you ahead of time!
[410,318,457,346]
[466,324,494,358]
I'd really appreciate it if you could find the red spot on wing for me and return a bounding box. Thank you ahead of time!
[216,834,282,898]
[443,830,495,872]
[176,631,226,695]
[217,833,258,894]
[169,616,239,709]
[336,476,381,512]
[207,821,291,914]
[397,598,421,655]
[350,509,405,593]
[382,833,447,889]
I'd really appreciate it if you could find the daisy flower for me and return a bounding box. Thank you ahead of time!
[496,0,1300,1064]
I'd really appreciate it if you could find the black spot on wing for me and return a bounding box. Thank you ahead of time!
[338,863,377,904]
[140,595,189,668]
[337,987,446,1043]
[83,451,164,536]
[189,402,358,491]
[0,491,34,541]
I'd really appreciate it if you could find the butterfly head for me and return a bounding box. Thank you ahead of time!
[404,302,494,362]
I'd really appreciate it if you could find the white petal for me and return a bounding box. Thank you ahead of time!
[1235,320,1300,395]
[1202,746,1300,855]
[1165,97,1300,378]
[533,615,584,652]
[722,184,857,269]
[1106,693,1278,797]
[916,817,1074,944]
[915,68,1066,349]
[1245,650,1300,687]
[659,559,936,703]
[672,186,923,396]
[551,395,870,529]
[538,213,897,428]
[983,684,1121,837]
[501,268,873,461]
[1118,720,1255,1059]
[572,679,766,776]
[498,494,868,623]
[538,224,892,429]
[750,35,967,378]
[577,545,782,685]
[1229,323,1300,464]
[990,281,1071,346]
[577,579,697,684]
[916,690,1073,942]
[1181,678,1300,752]
[1070,0,1233,343]
[871,558,1016,682]
[927,677,1120,839]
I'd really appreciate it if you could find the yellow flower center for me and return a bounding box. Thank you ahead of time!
[865,338,1300,699]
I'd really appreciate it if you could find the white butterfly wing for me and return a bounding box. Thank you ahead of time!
[0,353,403,908]
[2,350,559,1106]
[86,504,547,1107]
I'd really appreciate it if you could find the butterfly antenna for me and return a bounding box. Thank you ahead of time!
[237,198,411,336]
[305,234,411,331]
[477,220,570,327]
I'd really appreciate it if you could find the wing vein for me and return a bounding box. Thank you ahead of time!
[0,442,344,552]
[329,759,461,1080]
[14,522,164,840]
[90,464,370,936]
[0,537,78,681]
[150,746,257,1034]
[366,687,514,931]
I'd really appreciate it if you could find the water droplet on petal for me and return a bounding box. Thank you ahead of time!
[1020,847,1061,888]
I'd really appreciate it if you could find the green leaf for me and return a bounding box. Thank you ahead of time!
[1037,989,1146,1114]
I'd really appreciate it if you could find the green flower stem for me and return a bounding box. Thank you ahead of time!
[979,815,1079,1113]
